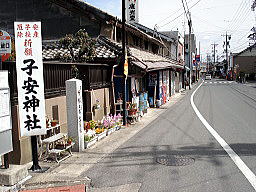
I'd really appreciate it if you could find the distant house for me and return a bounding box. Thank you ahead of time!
[233,45,256,80]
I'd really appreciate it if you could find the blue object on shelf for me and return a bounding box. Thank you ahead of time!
[149,97,153,106]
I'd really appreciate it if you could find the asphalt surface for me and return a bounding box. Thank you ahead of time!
[83,79,256,192]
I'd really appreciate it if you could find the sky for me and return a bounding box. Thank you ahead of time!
[84,0,256,61]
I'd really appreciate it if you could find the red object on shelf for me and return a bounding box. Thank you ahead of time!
[51,121,58,127]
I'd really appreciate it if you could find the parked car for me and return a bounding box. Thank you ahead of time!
[205,74,212,80]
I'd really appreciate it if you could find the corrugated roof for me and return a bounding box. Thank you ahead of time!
[129,47,170,62]
[132,61,183,71]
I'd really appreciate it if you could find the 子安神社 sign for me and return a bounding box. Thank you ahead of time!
[126,0,139,23]
[14,22,46,137]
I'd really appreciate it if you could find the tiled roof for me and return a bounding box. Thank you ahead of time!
[42,38,119,61]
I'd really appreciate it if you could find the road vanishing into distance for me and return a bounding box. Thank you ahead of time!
[83,78,256,192]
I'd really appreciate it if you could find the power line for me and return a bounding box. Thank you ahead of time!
[226,0,247,30]
[156,0,193,25]
[228,0,250,32]
[231,41,249,52]
[159,0,203,29]
[229,6,251,33]
[192,14,226,30]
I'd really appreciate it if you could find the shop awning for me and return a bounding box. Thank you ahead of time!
[132,61,184,72]
[129,46,184,72]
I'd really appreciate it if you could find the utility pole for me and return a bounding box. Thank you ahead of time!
[211,43,218,77]
[122,0,127,125]
[198,41,200,80]
[206,53,210,73]
[188,12,192,88]
[222,32,231,75]
[211,43,218,65]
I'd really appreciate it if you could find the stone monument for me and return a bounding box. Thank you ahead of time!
[66,79,84,152]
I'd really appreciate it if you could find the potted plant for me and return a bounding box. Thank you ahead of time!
[95,123,107,140]
[67,136,74,145]
[55,139,67,149]
[114,113,122,130]
[84,134,97,149]
[103,115,116,135]
[128,103,137,116]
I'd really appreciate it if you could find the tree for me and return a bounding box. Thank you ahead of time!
[59,29,96,62]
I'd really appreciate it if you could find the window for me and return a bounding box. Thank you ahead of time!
[144,41,149,50]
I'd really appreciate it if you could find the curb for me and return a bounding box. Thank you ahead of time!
[19,177,91,192]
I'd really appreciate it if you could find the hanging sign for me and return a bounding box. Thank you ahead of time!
[14,21,46,137]
[126,0,139,23]
[0,30,12,62]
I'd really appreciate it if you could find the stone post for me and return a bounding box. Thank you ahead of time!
[66,79,84,152]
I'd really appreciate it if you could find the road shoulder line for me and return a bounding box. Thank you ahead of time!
[191,81,256,190]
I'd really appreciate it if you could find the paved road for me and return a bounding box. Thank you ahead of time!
[83,78,256,192]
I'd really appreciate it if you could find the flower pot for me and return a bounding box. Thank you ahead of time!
[107,128,115,136]
[97,131,107,141]
[84,136,98,149]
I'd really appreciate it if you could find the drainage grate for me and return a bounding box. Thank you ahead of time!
[156,155,195,166]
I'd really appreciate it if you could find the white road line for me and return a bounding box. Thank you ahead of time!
[204,82,208,84]
[191,81,256,190]
[214,82,217,84]
[209,82,213,84]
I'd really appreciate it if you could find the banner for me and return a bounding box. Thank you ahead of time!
[126,0,139,23]
[14,21,46,137]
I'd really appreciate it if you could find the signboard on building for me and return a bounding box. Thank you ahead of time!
[0,30,12,62]
[0,71,13,156]
[126,0,139,23]
[148,72,157,86]
[14,21,46,137]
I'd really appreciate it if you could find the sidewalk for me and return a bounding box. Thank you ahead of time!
[13,91,188,192]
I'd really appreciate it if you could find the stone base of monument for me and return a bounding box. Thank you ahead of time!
[0,164,29,186]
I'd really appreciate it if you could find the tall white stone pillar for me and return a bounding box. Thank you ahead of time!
[66,79,84,152]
